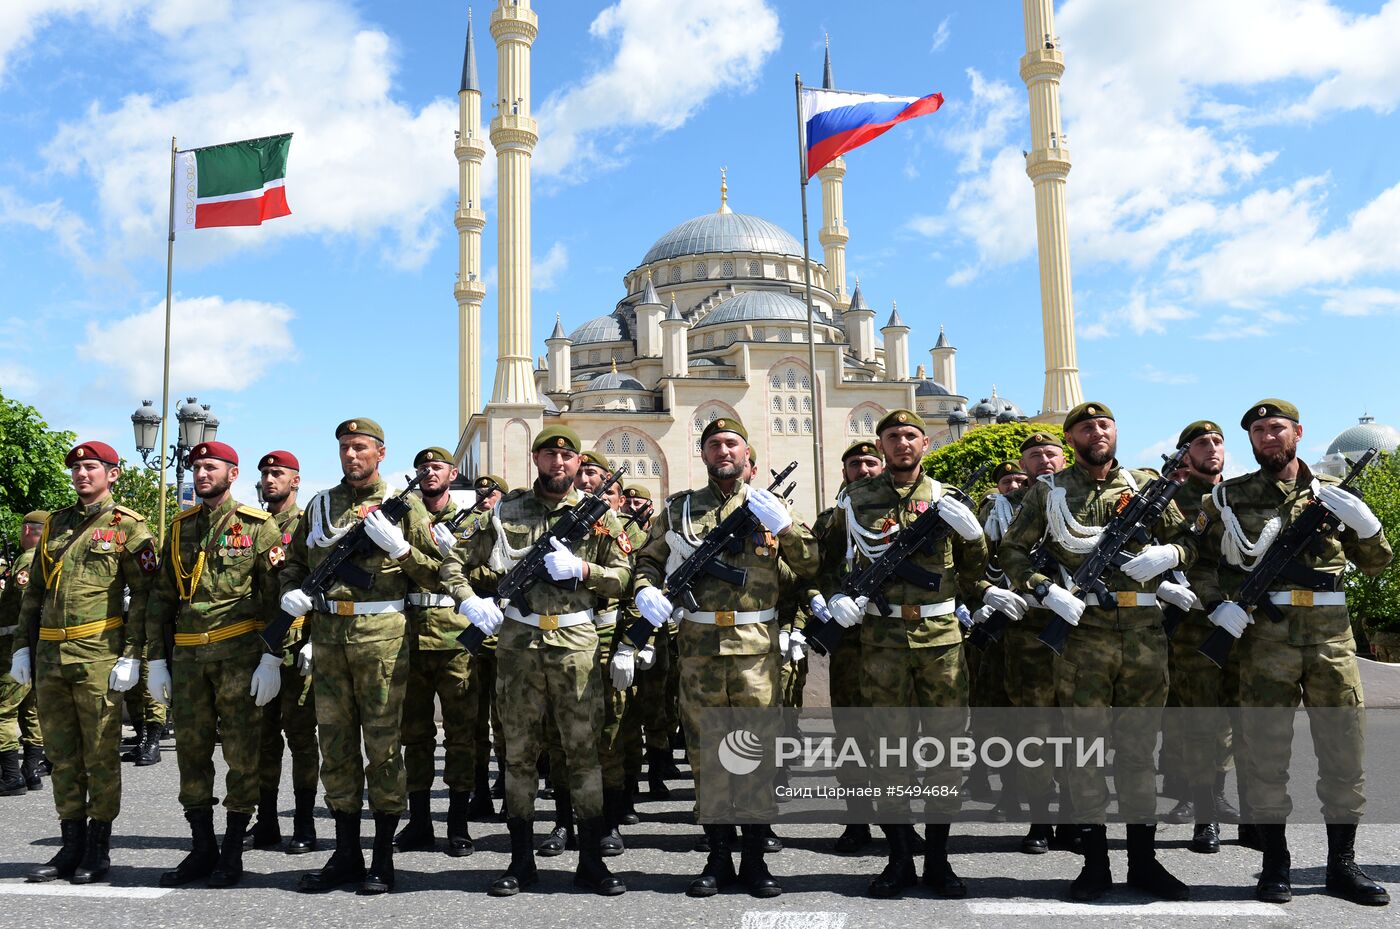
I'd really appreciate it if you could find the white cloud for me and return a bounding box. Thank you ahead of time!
[532,241,569,291]
[0,0,145,82]
[0,186,94,272]
[930,16,951,54]
[0,359,40,396]
[1322,286,1400,317]
[1081,291,1194,339]
[78,295,297,396]
[532,0,782,182]
[1135,365,1197,386]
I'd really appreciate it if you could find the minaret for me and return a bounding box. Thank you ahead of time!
[455,9,487,432]
[844,278,875,362]
[930,326,957,394]
[635,272,664,358]
[489,0,539,405]
[881,301,909,381]
[1021,0,1083,417]
[660,294,689,378]
[544,315,571,395]
[816,37,850,308]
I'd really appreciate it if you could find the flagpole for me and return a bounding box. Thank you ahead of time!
[794,73,825,514]
[157,136,176,545]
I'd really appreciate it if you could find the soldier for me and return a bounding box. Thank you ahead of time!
[11,441,158,884]
[248,450,319,855]
[632,417,817,899]
[463,475,508,819]
[820,411,991,899]
[395,447,480,858]
[119,648,167,765]
[279,418,441,895]
[443,426,630,897]
[1000,402,1195,902]
[1194,399,1391,906]
[0,511,48,794]
[144,442,285,888]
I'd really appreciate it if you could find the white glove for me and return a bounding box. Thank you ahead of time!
[810,594,833,624]
[281,589,314,617]
[1121,544,1180,582]
[432,523,457,556]
[364,510,411,559]
[611,645,636,690]
[1040,584,1085,627]
[779,630,791,655]
[636,644,657,670]
[1209,601,1252,639]
[982,586,1028,621]
[250,652,283,707]
[146,658,172,705]
[296,641,314,676]
[828,593,867,628]
[1318,485,1382,539]
[788,629,808,662]
[108,656,140,692]
[746,487,793,536]
[544,537,585,581]
[971,605,994,625]
[937,495,983,542]
[458,596,503,636]
[635,585,674,628]
[1155,580,1200,612]
[9,648,31,687]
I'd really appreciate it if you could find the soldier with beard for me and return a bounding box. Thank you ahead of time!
[464,475,508,819]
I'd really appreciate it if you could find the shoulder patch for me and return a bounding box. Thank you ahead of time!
[236,504,272,521]
[616,532,632,555]
[268,545,286,567]
[171,507,200,524]
[15,568,29,588]
[1191,511,1212,536]
[137,541,160,574]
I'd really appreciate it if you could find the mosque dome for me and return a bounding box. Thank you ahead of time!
[692,291,832,330]
[641,212,804,265]
[1325,414,1400,458]
[580,370,647,392]
[967,390,1023,422]
[915,379,951,397]
[569,313,628,345]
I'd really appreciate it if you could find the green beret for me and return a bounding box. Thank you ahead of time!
[413,446,454,468]
[579,450,613,472]
[700,417,747,445]
[842,440,881,462]
[623,485,652,500]
[335,417,384,442]
[473,474,507,494]
[22,510,49,526]
[1019,431,1062,453]
[1240,399,1299,430]
[532,425,582,453]
[991,461,1026,482]
[1176,420,1223,448]
[876,409,925,435]
[1063,401,1114,431]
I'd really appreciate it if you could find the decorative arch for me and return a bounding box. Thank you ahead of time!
[594,425,670,496]
[847,401,887,439]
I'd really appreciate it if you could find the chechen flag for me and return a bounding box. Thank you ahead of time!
[174,134,292,231]
[802,88,943,179]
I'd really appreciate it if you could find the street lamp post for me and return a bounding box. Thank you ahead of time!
[945,409,971,442]
[131,395,218,541]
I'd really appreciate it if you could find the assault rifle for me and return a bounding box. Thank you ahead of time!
[1036,444,1191,655]
[1198,448,1376,669]
[259,475,424,651]
[622,461,799,651]
[806,464,990,656]
[458,468,626,655]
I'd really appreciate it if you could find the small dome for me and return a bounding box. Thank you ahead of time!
[1326,415,1400,458]
[641,212,804,265]
[580,370,647,392]
[569,313,629,344]
[692,291,832,329]
[915,379,951,397]
[968,391,1023,420]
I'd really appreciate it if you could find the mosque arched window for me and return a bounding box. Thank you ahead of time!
[779,329,792,343]
[789,418,798,434]
[695,261,707,279]
[753,327,765,341]
[803,418,813,434]
[769,374,781,389]
[771,397,782,412]
[787,396,797,412]
[773,418,784,434]
[722,260,734,278]
[670,266,682,284]
[748,260,761,278]
[621,434,632,454]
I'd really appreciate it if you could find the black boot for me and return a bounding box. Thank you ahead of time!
[867,825,918,898]
[687,825,739,897]
[921,823,966,897]
[296,810,365,893]
[21,745,46,791]
[1050,823,1084,854]
[1324,823,1390,906]
[738,825,781,898]
[693,823,738,852]
[161,809,220,886]
[248,789,282,850]
[488,817,539,896]
[964,762,994,804]
[135,721,162,766]
[360,812,399,895]
[1161,798,1193,825]
[1022,823,1053,855]
[490,765,505,800]
[835,823,871,855]
[468,761,495,819]
[760,824,783,853]
[1255,823,1291,903]
[646,747,672,799]
[1126,823,1189,900]
[574,816,626,895]
[287,789,318,855]
[1191,822,1220,854]
[619,773,640,825]
[208,812,251,888]
[537,790,574,856]
[1238,823,1264,851]
[446,790,474,857]
[0,749,25,795]
[1069,825,1112,901]
[600,790,625,858]
[393,790,434,851]
[28,819,86,882]
[1213,772,1240,823]
[70,818,112,884]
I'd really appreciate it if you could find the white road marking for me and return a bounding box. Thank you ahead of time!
[0,882,172,899]
[742,912,849,929]
[966,900,1285,916]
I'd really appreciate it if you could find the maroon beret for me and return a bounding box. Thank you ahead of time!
[65,441,120,467]
[258,450,300,471]
[188,441,238,466]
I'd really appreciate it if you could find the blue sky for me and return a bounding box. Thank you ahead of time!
[1,0,1397,500]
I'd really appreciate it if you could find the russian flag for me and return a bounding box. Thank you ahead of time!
[802,87,944,179]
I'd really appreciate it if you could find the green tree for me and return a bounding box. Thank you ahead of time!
[1345,451,1400,647]
[111,460,180,538]
[0,389,76,540]
[922,422,1074,500]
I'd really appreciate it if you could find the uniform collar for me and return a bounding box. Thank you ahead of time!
[79,494,114,517]
[342,476,387,500]
[532,482,579,512]
[1263,459,1315,496]
[199,496,238,520]
[1073,459,1122,484]
[430,497,458,523]
[706,477,747,502]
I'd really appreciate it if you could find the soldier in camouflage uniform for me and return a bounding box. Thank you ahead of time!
[248,450,319,855]
[119,646,166,765]
[464,474,508,819]
[633,417,817,899]
[145,441,285,888]
[615,485,671,805]
[1001,402,1195,902]
[443,425,630,897]
[394,447,480,858]
[0,512,48,794]
[279,418,441,896]
[12,441,158,884]
[820,410,991,899]
[1194,399,1391,906]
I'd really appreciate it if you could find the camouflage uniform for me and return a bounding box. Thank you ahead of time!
[121,645,166,746]
[1,548,43,758]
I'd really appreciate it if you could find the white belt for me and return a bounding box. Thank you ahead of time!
[504,605,594,630]
[407,592,455,608]
[594,610,618,628]
[865,600,957,620]
[1266,590,1347,607]
[0,625,17,637]
[323,599,405,617]
[682,607,776,627]
[1084,592,1158,608]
